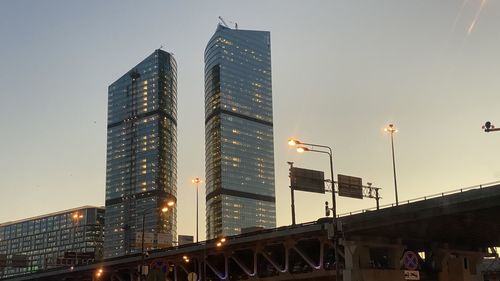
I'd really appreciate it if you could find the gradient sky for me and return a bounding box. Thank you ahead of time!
[1,0,499,240]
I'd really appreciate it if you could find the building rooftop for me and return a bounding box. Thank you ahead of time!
[0,205,104,227]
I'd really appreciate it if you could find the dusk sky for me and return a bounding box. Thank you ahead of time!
[1,0,499,240]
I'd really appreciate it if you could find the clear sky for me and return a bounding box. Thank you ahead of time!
[1,0,499,240]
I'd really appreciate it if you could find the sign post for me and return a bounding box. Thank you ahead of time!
[288,163,326,225]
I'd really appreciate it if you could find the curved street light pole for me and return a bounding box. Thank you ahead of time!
[291,139,340,279]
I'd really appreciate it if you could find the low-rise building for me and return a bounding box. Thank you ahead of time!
[0,206,104,278]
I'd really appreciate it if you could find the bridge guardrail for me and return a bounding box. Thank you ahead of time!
[337,180,500,217]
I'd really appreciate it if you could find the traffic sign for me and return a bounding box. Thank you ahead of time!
[290,167,325,194]
[404,270,420,280]
[402,251,419,270]
[338,174,363,199]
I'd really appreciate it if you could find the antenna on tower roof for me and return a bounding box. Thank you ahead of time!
[218,16,229,28]
[218,16,238,29]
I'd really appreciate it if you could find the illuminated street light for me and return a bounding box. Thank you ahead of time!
[483,121,500,132]
[288,138,302,146]
[384,123,399,206]
[296,146,309,153]
[216,237,226,247]
[139,203,173,279]
[289,137,340,278]
[191,177,202,242]
[72,212,84,266]
[95,268,103,278]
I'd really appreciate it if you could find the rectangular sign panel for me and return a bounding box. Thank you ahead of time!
[338,174,363,199]
[157,233,172,248]
[135,232,155,248]
[290,167,325,194]
[178,235,194,246]
[404,270,420,280]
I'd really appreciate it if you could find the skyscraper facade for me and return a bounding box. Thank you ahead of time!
[0,206,104,278]
[204,25,276,239]
[105,49,177,258]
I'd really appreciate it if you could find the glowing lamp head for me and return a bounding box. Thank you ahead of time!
[216,242,222,247]
[72,213,83,220]
[161,207,169,213]
[384,124,398,133]
[192,178,202,184]
[167,201,175,207]
[296,146,309,153]
[288,138,301,146]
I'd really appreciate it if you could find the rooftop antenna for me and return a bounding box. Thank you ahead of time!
[218,16,229,28]
[218,16,238,29]
[159,44,164,50]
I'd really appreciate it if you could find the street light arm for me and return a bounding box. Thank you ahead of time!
[300,142,333,155]
[306,148,332,156]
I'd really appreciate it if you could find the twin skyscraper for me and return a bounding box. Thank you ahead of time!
[104,24,276,258]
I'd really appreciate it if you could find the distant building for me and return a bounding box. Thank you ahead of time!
[204,24,276,239]
[104,49,178,258]
[0,206,104,278]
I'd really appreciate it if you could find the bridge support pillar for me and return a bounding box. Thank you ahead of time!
[435,248,484,281]
[341,238,406,281]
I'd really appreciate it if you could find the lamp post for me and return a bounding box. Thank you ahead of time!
[191,178,202,243]
[139,201,174,279]
[483,121,500,132]
[71,212,84,266]
[384,124,399,206]
[288,138,340,279]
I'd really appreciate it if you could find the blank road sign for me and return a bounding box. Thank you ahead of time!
[290,167,325,194]
[338,174,363,199]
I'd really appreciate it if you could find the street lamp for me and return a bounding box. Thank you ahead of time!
[384,124,399,206]
[71,212,84,266]
[139,203,173,279]
[191,177,202,243]
[216,237,226,247]
[483,121,500,132]
[289,138,340,278]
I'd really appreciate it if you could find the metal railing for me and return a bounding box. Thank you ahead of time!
[337,180,500,217]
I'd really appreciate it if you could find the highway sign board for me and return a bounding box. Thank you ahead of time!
[136,232,155,248]
[290,167,325,193]
[338,174,363,199]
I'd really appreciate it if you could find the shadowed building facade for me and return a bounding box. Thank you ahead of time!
[204,25,276,239]
[0,206,104,278]
[104,49,177,258]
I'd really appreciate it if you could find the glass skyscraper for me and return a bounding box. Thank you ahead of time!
[204,25,276,239]
[105,49,177,258]
[0,206,104,278]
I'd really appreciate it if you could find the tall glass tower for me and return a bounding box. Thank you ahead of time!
[204,25,276,239]
[104,49,177,258]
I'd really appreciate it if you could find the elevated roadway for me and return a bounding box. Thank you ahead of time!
[3,182,500,281]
